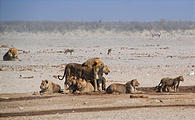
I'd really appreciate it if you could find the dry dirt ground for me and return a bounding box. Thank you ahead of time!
[0,87,195,120]
[0,30,195,119]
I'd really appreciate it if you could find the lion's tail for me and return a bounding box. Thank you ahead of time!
[157,80,162,87]
[58,67,66,80]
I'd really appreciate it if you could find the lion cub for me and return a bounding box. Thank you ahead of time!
[156,76,184,93]
[3,48,18,61]
[106,79,142,94]
[75,78,94,94]
[40,80,61,95]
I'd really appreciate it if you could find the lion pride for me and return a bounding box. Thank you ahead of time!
[58,63,98,93]
[58,63,110,93]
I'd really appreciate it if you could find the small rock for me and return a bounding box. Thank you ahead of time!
[159,100,164,103]
[155,99,164,103]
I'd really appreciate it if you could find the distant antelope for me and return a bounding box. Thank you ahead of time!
[151,31,161,38]
[107,48,112,55]
[64,49,74,55]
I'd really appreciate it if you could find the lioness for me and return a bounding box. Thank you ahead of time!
[82,58,104,68]
[106,79,141,94]
[82,58,110,91]
[40,80,61,94]
[3,48,18,61]
[157,76,184,92]
[75,78,94,94]
[62,76,78,94]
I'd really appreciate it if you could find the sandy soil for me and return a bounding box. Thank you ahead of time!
[0,30,195,119]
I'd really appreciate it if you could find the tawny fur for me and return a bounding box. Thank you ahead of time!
[106,79,141,94]
[82,58,104,68]
[157,76,184,92]
[75,78,94,94]
[82,58,110,91]
[58,61,110,92]
[40,80,61,94]
[3,48,18,61]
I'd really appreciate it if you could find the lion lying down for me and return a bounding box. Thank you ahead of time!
[75,78,94,94]
[106,79,143,94]
[39,80,61,95]
[3,48,19,61]
[63,76,94,94]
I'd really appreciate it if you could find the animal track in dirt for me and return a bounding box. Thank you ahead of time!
[0,86,194,118]
[0,104,195,118]
[0,96,54,102]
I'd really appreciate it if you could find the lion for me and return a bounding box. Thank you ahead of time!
[61,76,78,94]
[156,76,184,93]
[84,65,110,91]
[75,78,94,94]
[58,63,99,93]
[58,63,83,93]
[82,58,104,68]
[106,79,142,94]
[3,48,18,61]
[96,66,109,91]
[40,80,61,94]
[82,58,110,91]
[58,62,110,92]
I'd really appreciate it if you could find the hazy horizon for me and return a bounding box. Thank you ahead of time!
[0,0,194,22]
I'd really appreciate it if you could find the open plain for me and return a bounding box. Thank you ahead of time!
[0,30,195,120]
